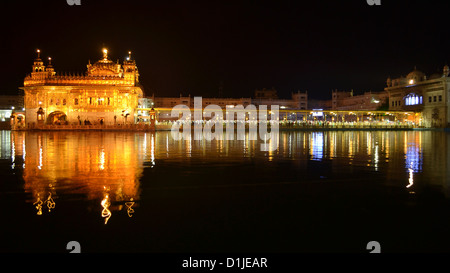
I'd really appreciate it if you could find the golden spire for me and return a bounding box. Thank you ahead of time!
[127,51,131,61]
[48,57,52,65]
[36,49,41,59]
[102,48,108,60]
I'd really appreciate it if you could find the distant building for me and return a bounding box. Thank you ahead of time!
[308,99,332,110]
[0,95,24,129]
[0,95,24,120]
[137,97,154,121]
[152,95,252,109]
[331,89,388,110]
[252,88,308,109]
[385,66,450,127]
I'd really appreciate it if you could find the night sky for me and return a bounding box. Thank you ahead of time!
[1,0,449,100]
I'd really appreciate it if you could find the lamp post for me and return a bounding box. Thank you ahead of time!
[10,110,16,129]
[149,108,156,130]
[37,107,45,126]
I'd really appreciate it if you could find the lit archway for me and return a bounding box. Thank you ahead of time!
[47,111,67,125]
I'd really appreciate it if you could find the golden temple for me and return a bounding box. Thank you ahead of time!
[20,48,144,128]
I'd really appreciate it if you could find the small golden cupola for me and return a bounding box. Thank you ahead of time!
[45,57,56,77]
[123,51,139,84]
[31,49,47,80]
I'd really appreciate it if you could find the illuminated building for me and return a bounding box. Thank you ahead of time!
[21,49,143,127]
[152,95,252,109]
[331,90,388,111]
[252,88,308,110]
[0,95,24,129]
[386,66,450,127]
[151,89,307,110]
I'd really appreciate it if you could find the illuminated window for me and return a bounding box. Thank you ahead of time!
[404,94,423,106]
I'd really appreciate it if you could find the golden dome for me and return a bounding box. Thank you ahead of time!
[86,48,123,77]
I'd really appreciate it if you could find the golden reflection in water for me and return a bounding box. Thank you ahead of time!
[101,187,112,224]
[125,198,135,217]
[33,194,43,215]
[6,129,449,219]
[46,192,56,212]
[407,162,414,191]
[11,131,143,222]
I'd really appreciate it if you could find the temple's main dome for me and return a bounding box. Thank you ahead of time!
[86,48,123,77]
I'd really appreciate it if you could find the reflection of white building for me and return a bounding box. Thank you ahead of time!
[386,66,450,127]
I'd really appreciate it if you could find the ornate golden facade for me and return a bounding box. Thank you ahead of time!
[21,49,143,126]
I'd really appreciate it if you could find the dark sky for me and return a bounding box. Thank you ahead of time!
[1,0,449,100]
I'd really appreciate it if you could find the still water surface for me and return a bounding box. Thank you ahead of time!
[0,130,449,252]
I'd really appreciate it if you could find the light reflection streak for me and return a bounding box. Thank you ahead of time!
[33,195,43,215]
[407,162,414,189]
[46,192,56,212]
[143,133,148,158]
[38,135,43,170]
[166,134,169,156]
[374,144,379,171]
[151,134,155,167]
[125,198,135,217]
[405,132,422,173]
[11,138,15,169]
[310,132,324,161]
[99,148,105,170]
[101,189,112,224]
[22,141,25,169]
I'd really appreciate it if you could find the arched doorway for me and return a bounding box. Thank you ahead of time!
[47,111,67,125]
